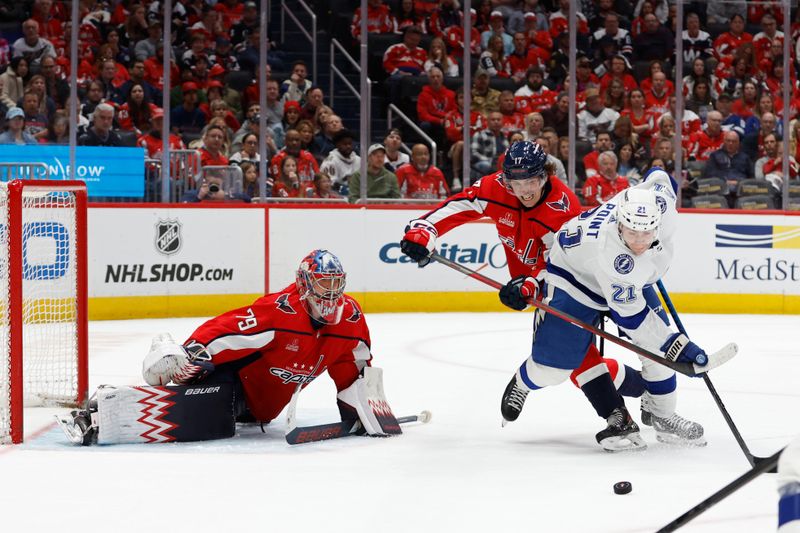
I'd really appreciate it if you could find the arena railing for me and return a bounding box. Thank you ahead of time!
[387,104,438,169]
[280,0,317,83]
[252,197,349,204]
[330,38,373,118]
[352,198,440,205]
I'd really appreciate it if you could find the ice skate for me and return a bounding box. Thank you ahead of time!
[500,376,529,427]
[641,409,706,447]
[596,407,647,452]
[56,409,97,446]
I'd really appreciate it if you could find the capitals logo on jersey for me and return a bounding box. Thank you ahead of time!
[546,192,571,213]
[346,305,362,323]
[276,294,296,314]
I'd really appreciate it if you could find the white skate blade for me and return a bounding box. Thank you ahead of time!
[54,415,85,445]
[600,432,648,453]
[694,342,737,374]
[501,418,509,428]
[655,431,708,447]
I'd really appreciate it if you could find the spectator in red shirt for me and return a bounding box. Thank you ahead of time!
[199,125,230,166]
[599,55,638,96]
[582,150,630,206]
[352,0,396,41]
[429,0,459,38]
[213,0,244,30]
[752,13,783,66]
[732,80,760,119]
[644,71,670,117]
[270,128,320,186]
[444,9,481,57]
[273,155,313,198]
[443,88,486,190]
[118,83,158,134]
[416,65,456,149]
[383,25,427,104]
[137,108,186,158]
[583,131,614,178]
[689,110,725,161]
[499,91,524,137]
[713,14,753,60]
[396,143,449,199]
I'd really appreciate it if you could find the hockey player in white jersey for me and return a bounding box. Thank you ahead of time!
[500,168,736,449]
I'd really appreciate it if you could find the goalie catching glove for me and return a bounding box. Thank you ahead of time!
[337,367,401,436]
[401,219,437,267]
[499,275,539,311]
[142,334,215,386]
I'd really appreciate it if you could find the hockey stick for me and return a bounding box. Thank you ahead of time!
[655,280,773,470]
[285,410,432,445]
[656,447,784,532]
[429,252,702,377]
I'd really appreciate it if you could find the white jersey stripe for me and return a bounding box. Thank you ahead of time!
[207,330,277,355]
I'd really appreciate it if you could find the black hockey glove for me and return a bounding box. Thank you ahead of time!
[499,276,539,311]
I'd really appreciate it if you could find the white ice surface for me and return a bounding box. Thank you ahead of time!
[1,312,797,533]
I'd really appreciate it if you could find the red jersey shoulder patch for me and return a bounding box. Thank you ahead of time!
[275,293,297,314]
[546,191,571,212]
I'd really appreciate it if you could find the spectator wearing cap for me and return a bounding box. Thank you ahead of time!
[633,13,674,62]
[383,25,427,103]
[0,107,36,144]
[213,0,244,30]
[417,66,456,148]
[272,100,302,149]
[137,107,186,158]
[230,2,258,47]
[270,128,320,186]
[715,92,745,137]
[578,87,619,143]
[12,19,55,68]
[549,0,590,39]
[348,143,400,202]
[311,114,344,161]
[78,102,122,146]
[480,11,513,55]
[210,37,240,73]
[280,60,314,104]
[133,20,162,62]
[320,129,360,192]
[444,8,481,57]
[471,68,500,116]
[351,0,396,41]
[514,66,555,114]
[429,0,460,38]
[170,82,207,136]
[383,128,410,172]
[396,143,449,199]
[592,12,633,65]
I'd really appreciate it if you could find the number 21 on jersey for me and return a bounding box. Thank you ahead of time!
[611,284,636,303]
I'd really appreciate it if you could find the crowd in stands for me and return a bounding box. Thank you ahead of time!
[0,0,798,207]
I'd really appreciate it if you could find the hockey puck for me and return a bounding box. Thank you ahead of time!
[613,481,632,495]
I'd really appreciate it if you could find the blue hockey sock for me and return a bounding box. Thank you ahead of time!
[618,365,647,398]
[581,373,625,419]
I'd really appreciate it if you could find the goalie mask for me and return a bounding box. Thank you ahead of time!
[616,188,661,255]
[296,249,347,324]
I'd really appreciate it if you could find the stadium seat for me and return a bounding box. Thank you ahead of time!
[225,71,254,93]
[117,131,138,147]
[695,177,727,196]
[735,195,776,210]
[788,182,800,197]
[786,197,800,211]
[691,194,728,209]
[736,178,774,197]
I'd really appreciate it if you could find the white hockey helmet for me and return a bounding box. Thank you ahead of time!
[616,188,662,234]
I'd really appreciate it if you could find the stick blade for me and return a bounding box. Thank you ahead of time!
[694,342,738,374]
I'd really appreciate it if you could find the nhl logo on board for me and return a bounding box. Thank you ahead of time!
[155,219,182,256]
[614,253,634,274]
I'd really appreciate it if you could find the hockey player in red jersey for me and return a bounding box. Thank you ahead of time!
[58,250,401,445]
[400,141,652,450]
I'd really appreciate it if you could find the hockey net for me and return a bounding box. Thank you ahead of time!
[0,180,88,444]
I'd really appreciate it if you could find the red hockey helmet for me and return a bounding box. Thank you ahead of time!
[296,250,346,324]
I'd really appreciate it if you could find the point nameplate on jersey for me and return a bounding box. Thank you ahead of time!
[614,254,635,275]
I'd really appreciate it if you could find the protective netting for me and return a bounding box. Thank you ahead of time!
[0,184,80,444]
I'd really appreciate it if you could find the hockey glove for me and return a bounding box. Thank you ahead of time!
[499,276,539,311]
[660,333,708,366]
[142,335,215,386]
[400,219,437,267]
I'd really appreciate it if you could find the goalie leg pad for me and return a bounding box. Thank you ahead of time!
[96,383,236,444]
[336,367,401,436]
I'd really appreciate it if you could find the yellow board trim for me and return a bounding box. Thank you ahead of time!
[87,291,800,320]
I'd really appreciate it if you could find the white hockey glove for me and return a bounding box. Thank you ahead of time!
[142,334,214,386]
[337,367,401,436]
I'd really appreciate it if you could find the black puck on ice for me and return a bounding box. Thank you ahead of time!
[613,481,632,495]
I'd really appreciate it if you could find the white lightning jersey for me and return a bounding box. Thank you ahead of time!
[546,169,678,354]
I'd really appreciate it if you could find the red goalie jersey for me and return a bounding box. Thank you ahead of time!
[184,285,372,423]
[419,172,581,281]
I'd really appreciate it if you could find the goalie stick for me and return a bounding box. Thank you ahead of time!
[429,252,728,377]
[656,280,774,470]
[285,410,432,445]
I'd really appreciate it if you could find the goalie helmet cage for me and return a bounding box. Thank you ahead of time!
[0,180,88,444]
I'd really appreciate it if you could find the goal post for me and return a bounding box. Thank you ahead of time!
[1,180,88,444]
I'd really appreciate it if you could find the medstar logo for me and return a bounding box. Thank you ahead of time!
[154,219,182,256]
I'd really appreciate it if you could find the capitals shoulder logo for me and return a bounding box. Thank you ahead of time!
[546,192,570,213]
[155,219,182,256]
[614,253,634,274]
